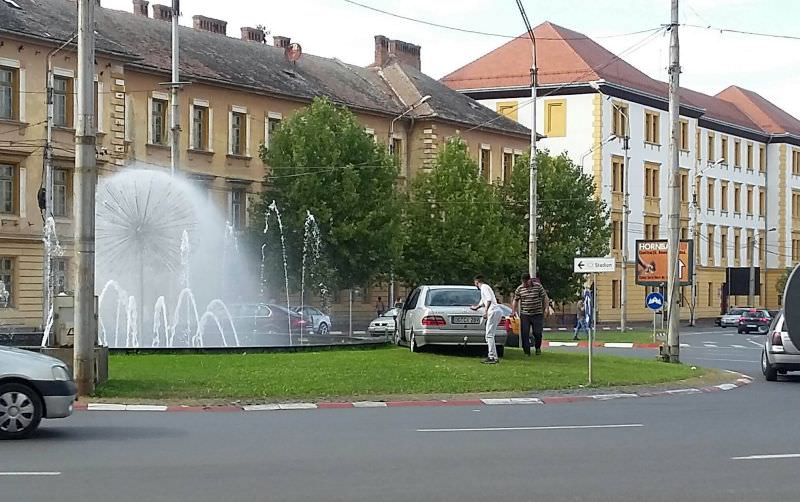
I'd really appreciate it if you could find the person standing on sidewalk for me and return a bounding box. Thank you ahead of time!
[470,275,502,364]
[512,273,550,356]
[573,301,590,340]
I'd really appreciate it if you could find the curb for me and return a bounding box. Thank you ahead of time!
[543,341,661,349]
[75,373,753,413]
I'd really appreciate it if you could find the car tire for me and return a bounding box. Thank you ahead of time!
[409,331,420,352]
[496,345,505,358]
[317,322,329,336]
[0,382,44,440]
[762,350,778,382]
[757,325,768,335]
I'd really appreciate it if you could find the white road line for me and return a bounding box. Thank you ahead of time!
[703,344,718,348]
[548,341,578,347]
[0,472,61,476]
[731,345,746,349]
[692,357,759,363]
[604,342,634,348]
[417,424,643,433]
[748,340,763,347]
[731,453,800,460]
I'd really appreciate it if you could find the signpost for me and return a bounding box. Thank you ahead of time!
[574,257,616,384]
[646,292,664,342]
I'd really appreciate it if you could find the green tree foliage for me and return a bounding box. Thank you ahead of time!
[254,97,401,295]
[776,266,795,297]
[399,138,521,288]
[502,151,611,302]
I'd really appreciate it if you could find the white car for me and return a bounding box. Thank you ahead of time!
[762,310,800,381]
[294,305,332,336]
[720,307,749,328]
[368,308,398,337]
[0,346,77,439]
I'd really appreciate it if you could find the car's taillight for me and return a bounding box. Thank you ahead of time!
[771,331,783,346]
[421,315,446,326]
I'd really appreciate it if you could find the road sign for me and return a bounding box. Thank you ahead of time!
[783,263,800,347]
[574,257,616,273]
[645,292,664,311]
[635,240,694,286]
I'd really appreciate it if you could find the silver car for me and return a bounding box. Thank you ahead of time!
[762,310,800,381]
[720,307,750,328]
[293,306,332,336]
[396,285,507,355]
[0,346,77,439]
[368,308,398,337]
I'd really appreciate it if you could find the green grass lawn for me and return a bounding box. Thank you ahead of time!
[545,329,658,344]
[94,346,700,402]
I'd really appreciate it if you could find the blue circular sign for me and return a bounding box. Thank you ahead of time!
[646,292,664,311]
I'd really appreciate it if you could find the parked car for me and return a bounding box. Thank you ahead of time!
[229,303,307,334]
[395,285,507,355]
[0,346,77,439]
[368,308,398,337]
[762,309,800,381]
[293,305,332,336]
[737,309,772,334]
[719,307,751,328]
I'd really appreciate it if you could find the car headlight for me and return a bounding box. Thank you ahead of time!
[52,365,72,381]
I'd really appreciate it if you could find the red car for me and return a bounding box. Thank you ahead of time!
[738,309,771,334]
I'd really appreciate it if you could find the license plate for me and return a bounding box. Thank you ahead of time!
[452,316,480,324]
[748,325,756,328]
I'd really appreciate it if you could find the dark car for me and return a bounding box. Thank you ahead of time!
[738,309,771,334]
[230,303,307,335]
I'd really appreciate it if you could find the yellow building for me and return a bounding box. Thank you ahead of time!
[0,0,530,331]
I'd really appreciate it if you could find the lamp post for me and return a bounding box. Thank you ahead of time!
[387,94,431,306]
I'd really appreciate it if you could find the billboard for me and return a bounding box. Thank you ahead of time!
[635,239,694,286]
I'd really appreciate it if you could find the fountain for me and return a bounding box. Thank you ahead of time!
[265,201,293,344]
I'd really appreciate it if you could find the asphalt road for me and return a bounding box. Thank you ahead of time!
[3,326,799,502]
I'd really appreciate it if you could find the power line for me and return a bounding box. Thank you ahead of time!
[682,23,800,42]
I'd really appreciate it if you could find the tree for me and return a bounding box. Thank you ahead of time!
[502,151,611,302]
[254,97,401,296]
[776,266,795,298]
[399,138,521,289]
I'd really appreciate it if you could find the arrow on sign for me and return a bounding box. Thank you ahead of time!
[578,261,585,270]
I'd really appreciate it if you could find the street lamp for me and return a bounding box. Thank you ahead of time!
[387,94,431,307]
[750,227,777,307]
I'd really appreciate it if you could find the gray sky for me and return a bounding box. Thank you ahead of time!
[102,0,800,118]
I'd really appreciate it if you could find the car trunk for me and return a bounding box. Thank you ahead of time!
[422,306,484,331]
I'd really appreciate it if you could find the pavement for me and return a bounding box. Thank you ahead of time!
[3,326,800,502]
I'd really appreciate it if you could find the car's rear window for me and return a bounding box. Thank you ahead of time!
[743,311,769,318]
[730,309,747,315]
[426,289,481,307]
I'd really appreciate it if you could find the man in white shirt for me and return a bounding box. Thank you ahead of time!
[470,275,502,364]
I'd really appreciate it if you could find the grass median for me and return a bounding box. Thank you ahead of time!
[94,346,702,403]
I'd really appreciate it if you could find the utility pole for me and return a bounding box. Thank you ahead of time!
[665,0,681,363]
[169,0,180,176]
[620,120,630,332]
[748,232,756,306]
[74,0,97,394]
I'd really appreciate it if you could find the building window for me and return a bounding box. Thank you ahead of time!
[707,228,715,265]
[793,235,800,262]
[707,178,715,210]
[747,235,754,262]
[721,182,728,212]
[760,232,766,262]
[0,257,12,308]
[479,147,491,182]
[230,111,247,156]
[680,226,688,240]
[150,97,167,145]
[679,120,689,151]
[734,183,741,214]
[793,149,800,176]
[612,102,628,137]
[734,231,741,262]
[721,230,728,260]
[759,144,767,172]
[267,116,281,148]
[230,189,245,230]
[645,163,659,198]
[612,218,622,251]
[707,133,715,163]
[734,139,741,167]
[52,257,69,294]
[759,187,766,217]
[502,151,513,184]
[720,136,729,164]
[695,178,701,210]
[391,137,402,159]
[707,282,714,307]
[645,219,659,240]
[0,66,18,120]
[611,156,624,193]
[695,129,701,161]
[747,142,754,170]
[645,111,660,144]
[746,185,753,215]
[544,99,566,137]
[611,280,620,309]
[191,104,209,151]
[53,168,69,217]
[53,75,73,128]
[0,164,15,214]
[496,101,518,122]
[680,171,689,203]
[793,191,800,219]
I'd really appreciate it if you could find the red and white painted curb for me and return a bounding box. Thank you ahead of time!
[75,373,753,413]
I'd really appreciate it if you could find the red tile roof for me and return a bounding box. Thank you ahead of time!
[442,21,797,138]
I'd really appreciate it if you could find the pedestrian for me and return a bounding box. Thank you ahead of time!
[573,300,590,340]
[512,272,550,356]
[470,274,502,364]
[375,296,386,316]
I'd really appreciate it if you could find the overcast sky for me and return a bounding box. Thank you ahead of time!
[102,0,800,118]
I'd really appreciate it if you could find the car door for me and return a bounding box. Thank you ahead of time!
[400,288,421,341]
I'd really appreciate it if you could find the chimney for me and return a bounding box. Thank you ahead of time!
[132,0,149,17]
[193,15,228,35]
[373,35,421,71]
[241,27,265,43]
[151,4,172,21]
[273,36,291,48]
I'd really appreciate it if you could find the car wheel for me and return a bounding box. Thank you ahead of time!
[0,382,43,440]
[762,350,778,382]
[317,322,329,336]
[757,325,768,335]
[409,332,418,352]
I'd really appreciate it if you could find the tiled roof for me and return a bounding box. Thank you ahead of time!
[442,21,796,137]
[0,0,529,137]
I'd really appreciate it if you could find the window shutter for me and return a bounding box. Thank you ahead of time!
[18,167,26,218]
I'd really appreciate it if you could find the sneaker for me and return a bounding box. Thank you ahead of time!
[481,357,499,364]
[535,348,542,355]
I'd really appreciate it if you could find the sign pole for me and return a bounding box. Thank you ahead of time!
[589,272,596,385]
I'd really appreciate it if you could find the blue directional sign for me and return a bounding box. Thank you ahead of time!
[646,292,664,311]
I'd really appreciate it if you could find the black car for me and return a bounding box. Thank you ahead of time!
[738,309,771,334]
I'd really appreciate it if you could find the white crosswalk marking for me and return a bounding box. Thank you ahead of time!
[732,345,745,349]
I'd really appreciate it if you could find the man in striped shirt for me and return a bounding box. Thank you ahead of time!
[512,273,550,356]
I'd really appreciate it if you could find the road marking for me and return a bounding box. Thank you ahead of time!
[680,343,690,348]
[417,424,643,433]
[692,357,759,363]
[731,344,746,349]
[481,398,542,405]
[731,454,800,461]
[549,341,578,347]
[748,340,763,347]
[703,344,718,348]
[605,342,634,348]
[0,472,61,476]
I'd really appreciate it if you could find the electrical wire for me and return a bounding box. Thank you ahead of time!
[681,23,800,42]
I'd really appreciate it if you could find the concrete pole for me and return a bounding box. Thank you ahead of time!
[620,132,630,332]
[689,161,699,326]
[42,60,55,337]
[170,0,180,176]
[74,0,97,395]
[528,40,538,278]
[749,233,756,306]
[666,0,681,363]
